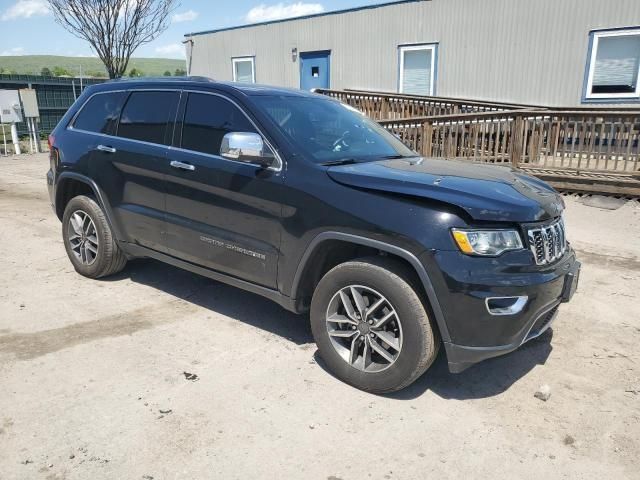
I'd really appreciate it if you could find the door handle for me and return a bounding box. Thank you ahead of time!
[170,160,196,171]
[96,144,116,153]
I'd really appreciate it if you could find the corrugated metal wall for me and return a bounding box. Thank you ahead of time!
[186,0,640,106]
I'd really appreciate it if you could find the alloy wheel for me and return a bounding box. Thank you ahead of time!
[325,285,403,372]
[67,210,99,265]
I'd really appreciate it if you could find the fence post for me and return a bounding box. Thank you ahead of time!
[550,117,559,158]
[381,97,389,120]
[422,121,433,157]
[510,115,525,167]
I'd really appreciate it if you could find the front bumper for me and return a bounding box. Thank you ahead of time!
[421,248,581,373]
[444,301,560,373]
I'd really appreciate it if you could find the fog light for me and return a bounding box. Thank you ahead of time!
[485,296,528,315]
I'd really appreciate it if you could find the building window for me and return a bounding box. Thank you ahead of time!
[398,44,437,96]
[585,28,640,100]
[232,57,255,83]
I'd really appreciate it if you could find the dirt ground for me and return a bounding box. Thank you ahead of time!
[1,153,639,480]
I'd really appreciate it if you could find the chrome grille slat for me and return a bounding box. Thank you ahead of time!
[527,218,567,265]
[553,223,562,259]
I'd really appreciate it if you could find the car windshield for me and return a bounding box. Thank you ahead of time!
[252,95,416,163]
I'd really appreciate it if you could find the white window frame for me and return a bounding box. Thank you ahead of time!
[232,56,256,83]
[585,28,640,100]
[398,44,437,96]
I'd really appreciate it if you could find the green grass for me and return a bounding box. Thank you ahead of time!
[0,55,186,77]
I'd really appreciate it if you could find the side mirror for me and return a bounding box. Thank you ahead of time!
[220,132,277,168]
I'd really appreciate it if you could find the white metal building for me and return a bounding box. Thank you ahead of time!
[184,0,640,106]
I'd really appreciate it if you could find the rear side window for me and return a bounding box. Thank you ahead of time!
[181,93,256,155]
[72,91,126,135]
[117,91,179,145]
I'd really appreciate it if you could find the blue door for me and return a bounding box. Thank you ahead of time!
[300,51,330,90]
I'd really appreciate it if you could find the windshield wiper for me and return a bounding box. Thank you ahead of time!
[319,158,359,166]
[380,154,415,159]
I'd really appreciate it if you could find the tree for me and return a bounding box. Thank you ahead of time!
[163,70,171,76]
[41,67,52,77]
[47,0,176,79]
[174,68,186,76]
[86,70,107,78]
[128,68,144,77]
[52,66,72,77]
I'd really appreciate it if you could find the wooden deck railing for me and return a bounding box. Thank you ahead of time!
[314,88,530,120]
[316,88,640,118]
[378,110,640,175]
[316,88,640,194]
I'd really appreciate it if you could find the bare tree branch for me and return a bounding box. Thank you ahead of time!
[47,0,178,79]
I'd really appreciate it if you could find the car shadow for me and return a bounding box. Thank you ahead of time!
[386,330,554,400]
[108,259,552,399]
[105,259,313,345]
[313,330,553,400]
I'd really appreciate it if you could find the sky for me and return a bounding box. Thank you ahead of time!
[0,0,389,59]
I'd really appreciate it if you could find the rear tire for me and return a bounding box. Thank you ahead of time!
[62,195,127,279]
[310,256,439,393]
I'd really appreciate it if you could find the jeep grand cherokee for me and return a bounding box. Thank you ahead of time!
[47,78,580,393]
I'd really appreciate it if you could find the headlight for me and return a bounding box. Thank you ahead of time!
[451,229,523,256]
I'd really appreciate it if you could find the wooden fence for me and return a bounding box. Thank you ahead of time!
[378,110,640,175]
[316,89,640,195]
[314,88,530,120]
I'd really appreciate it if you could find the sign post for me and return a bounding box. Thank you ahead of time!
[1,123,7,157]
[10,124,21,155]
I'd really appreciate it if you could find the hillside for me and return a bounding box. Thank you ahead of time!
[0,55,186,77]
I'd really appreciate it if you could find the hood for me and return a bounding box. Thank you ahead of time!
[326,157,564,222]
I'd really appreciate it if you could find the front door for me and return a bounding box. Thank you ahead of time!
[164,91,283,289]
[300,51,330,91]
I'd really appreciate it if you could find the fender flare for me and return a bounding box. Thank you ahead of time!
[291,232,451,343]
[55,171,123,241]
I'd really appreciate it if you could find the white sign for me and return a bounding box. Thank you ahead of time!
[19,89,39,118]
[0,90,23,123]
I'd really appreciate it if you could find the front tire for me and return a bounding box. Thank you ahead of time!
[62,195,127,279]
[310,257,439,393]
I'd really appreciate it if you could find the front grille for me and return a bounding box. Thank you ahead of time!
[527,218,567,265]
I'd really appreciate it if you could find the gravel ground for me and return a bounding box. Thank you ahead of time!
[1,154,639,480]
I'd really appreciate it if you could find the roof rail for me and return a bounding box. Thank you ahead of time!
[108,75,215,83]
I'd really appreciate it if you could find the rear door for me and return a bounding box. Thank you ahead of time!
[89,89,180,252]
[164,91,284,289]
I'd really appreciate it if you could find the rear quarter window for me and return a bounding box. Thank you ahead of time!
[72,91,126,135]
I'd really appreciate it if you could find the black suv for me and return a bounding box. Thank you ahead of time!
[47,78,580,393]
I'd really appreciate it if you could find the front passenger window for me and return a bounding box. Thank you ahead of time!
[181,93,258,156]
